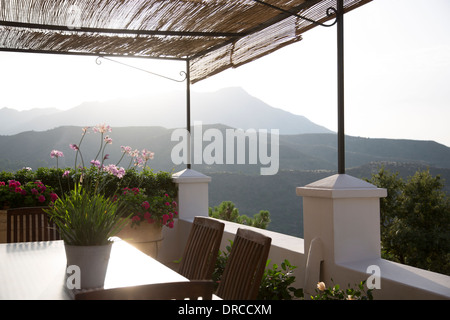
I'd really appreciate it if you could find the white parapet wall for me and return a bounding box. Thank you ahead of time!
[297,173,450,299]
[161,170,450,299]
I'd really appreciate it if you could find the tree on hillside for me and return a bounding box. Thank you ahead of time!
[209,200,271,229]
[367,167,450,275]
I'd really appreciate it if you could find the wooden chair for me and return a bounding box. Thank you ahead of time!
[178,217,224,280]
[6,207,60,243]
[216,228,271,300]
[74,280,215,300]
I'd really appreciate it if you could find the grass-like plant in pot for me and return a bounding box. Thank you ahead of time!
[45,123,157,289]
[45,185,130,290]
[47,184,129,246]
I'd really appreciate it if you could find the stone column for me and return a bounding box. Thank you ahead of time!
[172,168,212,220]
[296,174,387,292]
[159,169,211,263]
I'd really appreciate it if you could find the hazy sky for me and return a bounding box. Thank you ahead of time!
[1,0,449,147]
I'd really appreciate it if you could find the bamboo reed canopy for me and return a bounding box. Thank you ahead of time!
[0,0,371,83]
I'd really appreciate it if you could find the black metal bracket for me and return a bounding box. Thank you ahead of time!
[252,0,337,28]
[95,56,187,83]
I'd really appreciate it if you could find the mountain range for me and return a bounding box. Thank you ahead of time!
[0,87,332,136]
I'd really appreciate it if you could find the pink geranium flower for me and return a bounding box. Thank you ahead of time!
[141,201,150,210]
[50,193,58,202]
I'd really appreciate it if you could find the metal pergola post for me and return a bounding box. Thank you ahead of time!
[186,60,192,170]
[255,0,347,174]
[337,0,345,174]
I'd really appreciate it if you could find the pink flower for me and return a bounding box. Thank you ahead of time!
[50,150,64,158]
[15,187,22,193]
[141,149,154,161]
[9,180,20,188]
[93,124,111,134]
[69,144,79,151]
[144,212,152,223]
[162,214,169,225]
[103,164,125,178]
[31,188,38,195]
[62,170,70,178]
[131,215,141,222]
[50,193,58,202]
[121,146,132,154]
[38,195,45,203]
[168,221,174,228]
[141,201,150,210]
[104,135,113,144]
[90,160,101,168]
[0,181,5,186]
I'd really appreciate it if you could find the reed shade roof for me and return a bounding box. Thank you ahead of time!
[0,0,371,83]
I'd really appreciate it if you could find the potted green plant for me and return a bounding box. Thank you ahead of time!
[44,124,153,289]
[45,185,129,289]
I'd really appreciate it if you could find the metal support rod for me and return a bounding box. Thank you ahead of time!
[337,0,345,174]
[186,60,192,170]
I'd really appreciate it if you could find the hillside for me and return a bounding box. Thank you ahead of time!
[1,125,449,238]
[208,164,450,238]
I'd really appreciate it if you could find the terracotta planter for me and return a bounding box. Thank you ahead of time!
[64,242,112,290]
[116,219,163,258]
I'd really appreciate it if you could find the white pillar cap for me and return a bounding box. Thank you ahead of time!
[296,174,387,198]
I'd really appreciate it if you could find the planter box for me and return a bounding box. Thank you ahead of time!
[116,220,163,258]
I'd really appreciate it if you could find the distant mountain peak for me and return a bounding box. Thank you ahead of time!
[0,87,332,135]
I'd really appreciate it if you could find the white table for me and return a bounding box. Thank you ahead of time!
[0,238,189,300]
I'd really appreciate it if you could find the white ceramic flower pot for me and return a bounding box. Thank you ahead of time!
[64,242,112,289]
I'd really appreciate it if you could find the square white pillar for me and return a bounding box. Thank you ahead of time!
[172,169,211,220]
[297,174,387,265]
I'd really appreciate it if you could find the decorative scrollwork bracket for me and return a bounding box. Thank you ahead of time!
[252,0,338,28]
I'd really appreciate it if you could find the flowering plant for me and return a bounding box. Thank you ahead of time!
[50,124,155,195]
[115,187,177,229]
[0,179,58,209]
[46,124,157,245]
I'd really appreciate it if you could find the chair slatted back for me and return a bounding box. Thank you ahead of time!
[75,280,215,300]
[6,207,60,243]
[178,217,224,280]
[216,228,271,300]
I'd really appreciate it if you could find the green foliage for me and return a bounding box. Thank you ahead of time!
[367,166,450,275]
[116,187,177,228]
[311,280,373,300]
[257,259,303,300]
[0,178,58,209]
[45,185,130,246]
[0,167,177,207]
[212,239,233,290]
[209,200,271,229]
